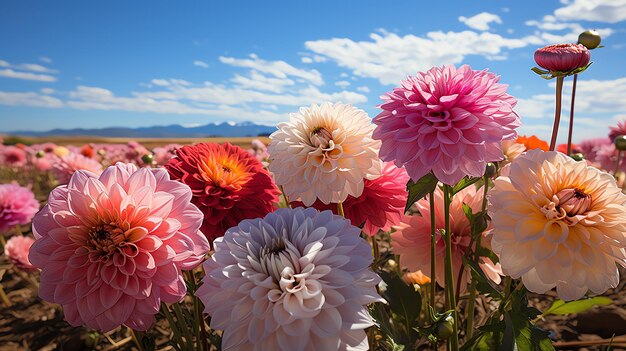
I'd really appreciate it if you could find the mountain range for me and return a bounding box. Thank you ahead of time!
[7,122,277,138]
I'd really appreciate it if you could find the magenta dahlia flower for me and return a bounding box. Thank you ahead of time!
[0,183,39,232]
[4,235,36,271]
[165,142,280,244]
[373,65,520,185]
[609,120,626,142]
[534,43,590,74]
[197,207,382,350]
[291,162,409,236]
[29,163,210,331]
[0,145,27,168]
[52,152,104,184]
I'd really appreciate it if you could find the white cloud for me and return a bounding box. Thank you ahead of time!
[524,16,614,44]
[305,30,527,85]
[458,12,503,31]
[301,57,313,64]
[151,79,171,87]
[335,80,350,88]
[356,86,370,93]
[0,91,63,108]
[220,54,323,85]
[193,60,209,68]
[231,71,295,93]
[554,0,626,23]
[0,69,57,82]
[40,88,55,94]
[17,63,57,74]
[39,56,52,63]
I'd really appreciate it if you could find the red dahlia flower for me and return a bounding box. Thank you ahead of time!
[165,142,280,244]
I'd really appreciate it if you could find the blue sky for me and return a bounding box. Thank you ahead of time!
[1,0,625,142]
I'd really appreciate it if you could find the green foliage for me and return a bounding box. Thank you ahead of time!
[405,173,438,212]
[452,176,482,195]
[542,297,612,316]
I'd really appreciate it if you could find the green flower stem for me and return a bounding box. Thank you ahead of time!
[371,235,380,267]
[161,303,185,350]
[429,189,437,309]
[172,302,195,351]
[442,184,459,351]
[129,328,145,351]
[337,201,345,217]
[615,150,623,176]
[549,76,565,151]
[466,175,490,338]
[567,74,579,155]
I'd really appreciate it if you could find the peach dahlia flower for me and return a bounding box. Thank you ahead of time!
[489,149,626,300]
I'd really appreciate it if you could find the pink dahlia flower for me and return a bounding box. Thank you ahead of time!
[29,163,210,331]
[152,144,181,166]
[392,186,502,289]
[578,137,611,165]
[197,207,383,351]
[52,152,104,184]
[373,65,520,186]
[534,43,590,74]
[0,183,39,232]
[4,235,36,271]
[291,162,409,236]
[1,145,27,168]
[489,149,626,300]
[609,120,626,142]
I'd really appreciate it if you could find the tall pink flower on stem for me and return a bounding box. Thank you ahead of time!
[29,163,210,331]
[489,149,626,300]
[291,162,409,236]
[533,43,591,152]
[0,183,40,232]
[373,64,520,186]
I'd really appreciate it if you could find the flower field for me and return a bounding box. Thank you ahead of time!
[2,36,626,351]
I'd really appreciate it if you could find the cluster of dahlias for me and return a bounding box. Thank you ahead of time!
[6,40,625,351]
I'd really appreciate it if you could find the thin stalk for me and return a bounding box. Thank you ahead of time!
[442,184,459,350]
[567,74,578,155]
[466,176,490,338]
[129,328,145,351]
[549,76,565,151]
[615,150,623,176]
[279,185,291,208]
[161,303,185,349]
[172,302,195,351]
[337,202,345,217]
[371,235,380,267]
[429,189,437,309]
[0,284,11,307]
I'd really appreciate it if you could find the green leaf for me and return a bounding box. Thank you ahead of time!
[405,173,438,212]
[464,257,501,298]
[452,177,481,195]
[378,270,422,326]
[531,67,549,75]
[542,296,612,316]
[476,246,499,265]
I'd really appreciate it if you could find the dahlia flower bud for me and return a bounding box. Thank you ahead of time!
[578,30,601,50]
[485,162,498,178]
[35,150,45,158]
[533,44,591,78]
[141,153,154,164]
[556,188,592,216]
[570,153,584,161]
[615,135,626,151]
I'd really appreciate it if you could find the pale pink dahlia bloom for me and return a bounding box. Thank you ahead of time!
[373,65,520,185]
[489,149,626,301]
[52,152,104,184]
[197,207,383,351]
[392,186,502,288]
[0,183,40,232]
[29,163,210,331]
[4,235,36,271]
[269,102,381,206]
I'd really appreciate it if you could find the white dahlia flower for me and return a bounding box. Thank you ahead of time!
[268,102,381,206]
[489,149,626,300]
[197,207,383,351]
